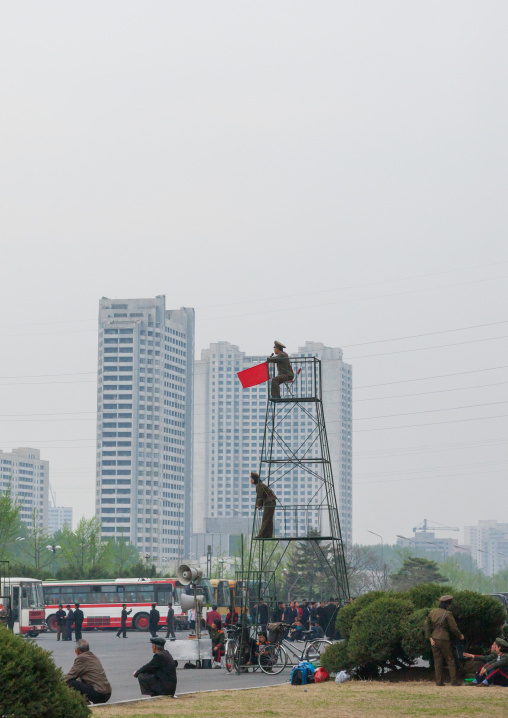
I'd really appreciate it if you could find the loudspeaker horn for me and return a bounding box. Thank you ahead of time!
[177,564,203,585]
[180,593,206,612]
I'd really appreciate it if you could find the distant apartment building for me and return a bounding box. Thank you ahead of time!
[0,448,49,529]
[48,506,73,534]
[95,296,195,567]
[396,532,459,557]
[193,340,353,548]
[465,520,508,576]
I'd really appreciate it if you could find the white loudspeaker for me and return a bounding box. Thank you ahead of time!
[180,593,206,612]
[177,564,203,585]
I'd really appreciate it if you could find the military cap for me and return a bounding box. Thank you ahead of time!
[150,637,166,647]
[274,340,286,350]
[495,637,508,650]
[439,594,454,602]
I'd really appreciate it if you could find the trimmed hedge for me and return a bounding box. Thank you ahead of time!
[407,583,444,610]
[450,590,506,650]
[0,625,90,717]
[347,597,413,667]
[401,607,432,661]
[320,640,351,674]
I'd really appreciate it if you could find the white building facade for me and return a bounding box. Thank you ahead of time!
[464,520,508,576]
[193,340,353,547]
[0,448,49,529]
[48,506,73,534]
[95,296,195,567]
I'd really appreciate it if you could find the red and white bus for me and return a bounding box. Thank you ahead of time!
[0,577,46,636]
[43,577,214,632]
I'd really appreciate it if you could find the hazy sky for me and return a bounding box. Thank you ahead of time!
[1,1,507,546]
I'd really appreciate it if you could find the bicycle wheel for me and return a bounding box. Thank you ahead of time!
[258,644,287,675]
[225,640,237,673]
[304,639,331,665]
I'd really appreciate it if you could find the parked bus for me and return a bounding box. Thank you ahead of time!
[210,579,235,616]
[43,577,214,633]
[0,577,46,636]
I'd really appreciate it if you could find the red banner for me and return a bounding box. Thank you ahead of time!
[237,362,269,388]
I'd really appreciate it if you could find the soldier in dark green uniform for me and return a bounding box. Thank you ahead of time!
[424,594,464,686]
[251,472,277,539]
[267,341,294,399]
[464,637,508,686]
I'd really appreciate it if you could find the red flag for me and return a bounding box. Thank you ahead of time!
[237,362,269,388]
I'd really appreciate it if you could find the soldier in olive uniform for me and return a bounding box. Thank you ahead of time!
[464,637,508,686]
[251,472,277,539]
[424,594,464,686]
[267,341,294,399]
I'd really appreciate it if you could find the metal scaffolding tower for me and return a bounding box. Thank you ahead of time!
[235,357,349,671]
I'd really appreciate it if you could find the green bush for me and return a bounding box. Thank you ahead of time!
[336,591,388,639]
[401,607,432,661]
[347,597,414,667]
[450,590,506,651]
[320,640,352,674]
[0,625,90,718]
[407,583,443,610]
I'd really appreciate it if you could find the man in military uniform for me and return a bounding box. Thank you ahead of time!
[133,637,177,697]
[267,341,294,399]
[424,594,464,686]
[165,602,176,640]
[116,603,132,638]
[149,603,160,638]
[207,618,225,667]
[251,471,277,539]
[464,637,508,686]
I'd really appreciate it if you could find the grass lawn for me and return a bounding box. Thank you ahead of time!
[94,681,508,718]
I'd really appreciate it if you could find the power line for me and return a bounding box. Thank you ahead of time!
[355,413,508,432]
[354,381,508,402]
[356,467,505,486]
[354,365,508,389]
[354,400,508,421]
[0,371,95,380]
[347,334,508,361]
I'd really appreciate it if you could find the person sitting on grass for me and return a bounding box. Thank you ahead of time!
[288,619,304,642]
[464,637,508,686]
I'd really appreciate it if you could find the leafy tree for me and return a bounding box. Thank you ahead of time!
[15,508,53,570]
[346,544,387,595]
[111,533,143,576]
[390,557,448,591]
[0,485,22,559]
[57,517,113,579]
[0,625,90,717]
[407,583,443,610]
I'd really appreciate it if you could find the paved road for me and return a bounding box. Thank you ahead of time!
[32,630,291,702]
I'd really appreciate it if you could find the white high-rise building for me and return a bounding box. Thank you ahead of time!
[95,296,195,567]
[464,520,508,576]
[193,341,353,546]
[0,448,49,529]
[48,506,73,534]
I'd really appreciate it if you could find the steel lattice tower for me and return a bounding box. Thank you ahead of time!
[236,357,350,655]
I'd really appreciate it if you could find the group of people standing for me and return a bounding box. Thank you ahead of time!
[273,598,340,639]
[55,603,84,641]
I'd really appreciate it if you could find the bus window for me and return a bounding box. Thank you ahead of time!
[217,580,230,608]
[124,585,155,603]
[21,587,29,609]
[156,588,172,606]
[98,585,123,603]
[44,586,60,605]
[60,586,92,605]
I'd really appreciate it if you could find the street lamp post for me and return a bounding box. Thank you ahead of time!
[368,530,386,589]
[396,535,419,558]
[46,545,62,577]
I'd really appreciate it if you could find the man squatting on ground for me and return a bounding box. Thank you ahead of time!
[133,637,177,697]
[424,594,464,686]
[251,471,277,539]
[267,341,294,399]
[66,639,112,704]
[464,637,508,686]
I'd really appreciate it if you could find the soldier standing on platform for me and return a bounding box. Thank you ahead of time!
[250,472,277,539]
[267,341,294,399]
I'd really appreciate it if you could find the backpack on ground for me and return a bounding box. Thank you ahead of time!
[290,661,316,685]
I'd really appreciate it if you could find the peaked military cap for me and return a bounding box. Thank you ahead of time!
[439,594,454,602]
[496,637,508,650]
[150,637,166,647]
[274,340,286,350]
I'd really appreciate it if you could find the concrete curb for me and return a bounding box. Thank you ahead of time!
[92,680,289,708]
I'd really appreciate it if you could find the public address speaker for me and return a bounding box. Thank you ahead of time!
[180,593,206,612]
[177,564,203,585]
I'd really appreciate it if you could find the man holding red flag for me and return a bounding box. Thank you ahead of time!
[267,341,294,399]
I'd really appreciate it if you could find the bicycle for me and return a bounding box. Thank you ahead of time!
[258,623,331,675]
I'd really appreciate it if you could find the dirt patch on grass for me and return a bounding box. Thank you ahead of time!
[94,680,508,718]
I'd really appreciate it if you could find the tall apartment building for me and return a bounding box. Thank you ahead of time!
[48,506,73,534]
[193,340,353,547]
[465,520,508,576]
[95,296,194,567]
[0,448,49,529]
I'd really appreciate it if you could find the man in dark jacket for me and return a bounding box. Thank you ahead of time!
[64,605,74,641]
[251,472,277,539]
[254,599,269,632]
[134,637,177,697]
[149,603,160,638]
[267,341,294,399]
[301,602,310,629]
[165,602,176,640]
[116,603,132,638]
[74,603,84,641]
[55,604,66,641]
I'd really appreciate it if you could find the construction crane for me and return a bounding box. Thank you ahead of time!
[413,519,459,534]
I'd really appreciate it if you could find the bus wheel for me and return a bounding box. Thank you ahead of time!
[29,631,39,638]
[46,615,58,632]
[133,613,150,631]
